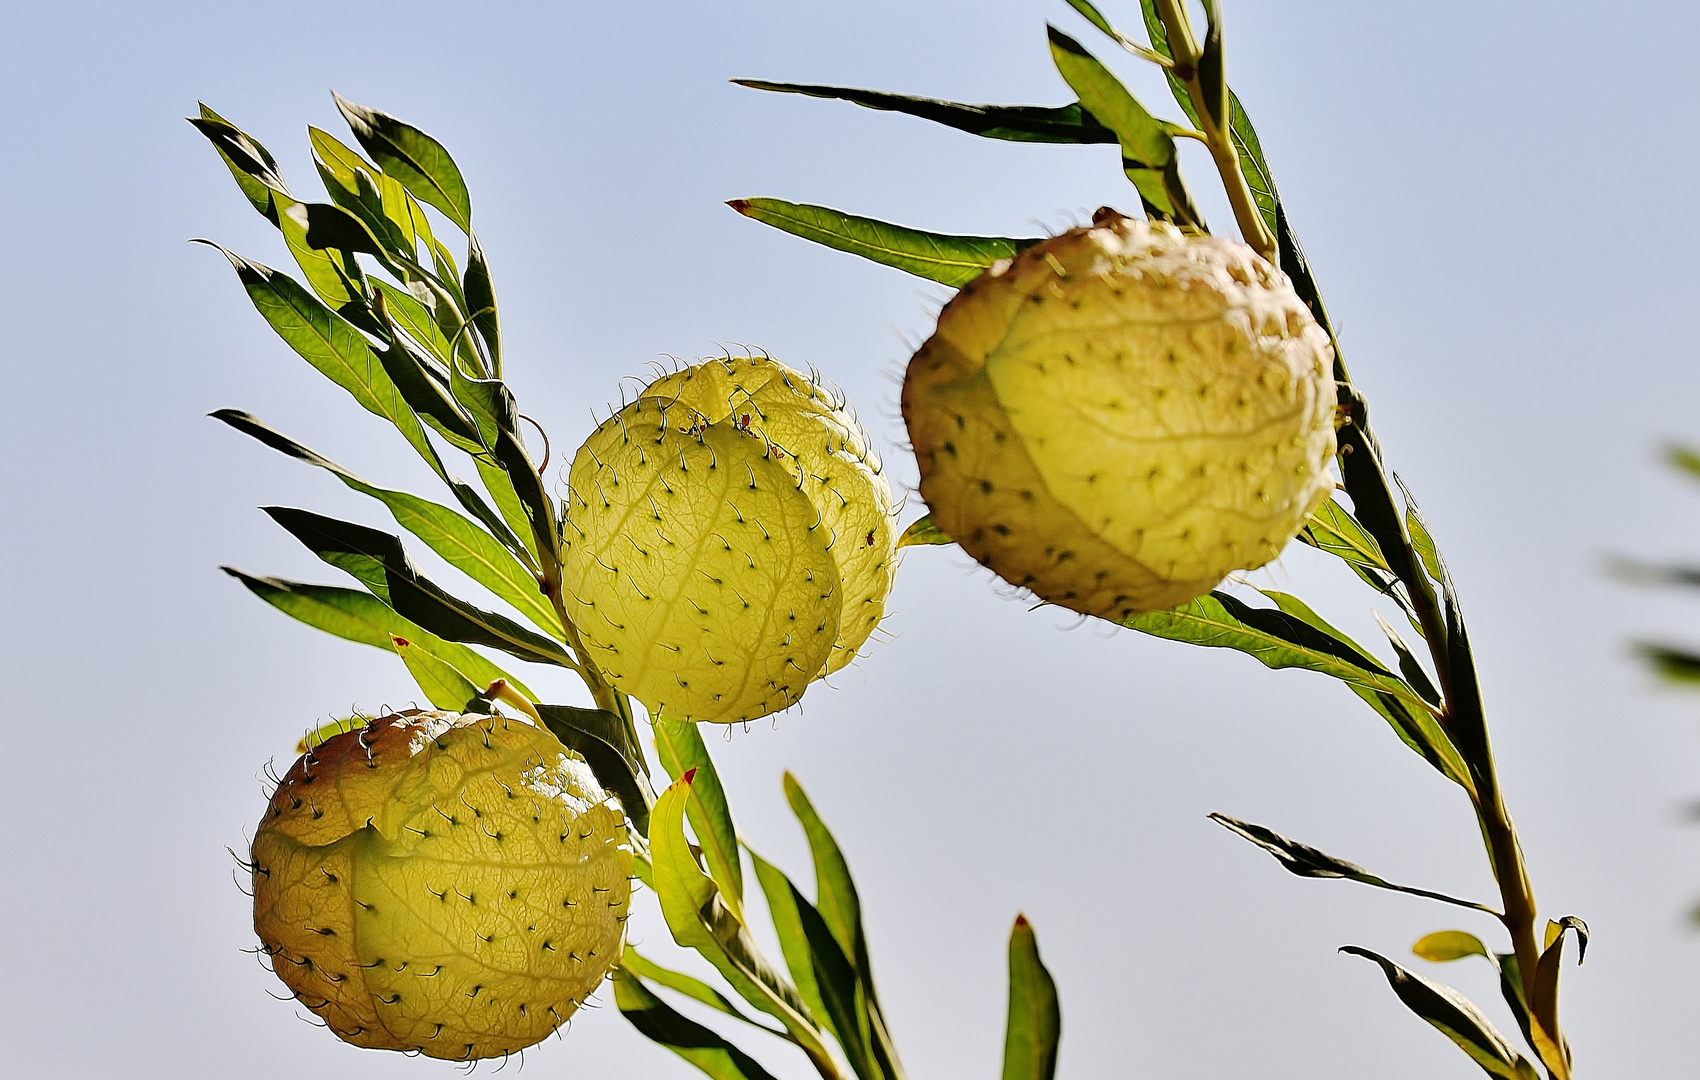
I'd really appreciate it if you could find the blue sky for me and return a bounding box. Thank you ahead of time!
[5,1,1700,1077]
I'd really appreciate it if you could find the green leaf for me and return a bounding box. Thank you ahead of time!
[1528,918,1588,1080]
[220,567,533,697]
[613,968,785,1080]
[450,366,554,562]
[733,79,1117,144]
[213,411,558,638]
[1001,915,1061,1080]
[1373,611,1442,707]
[263,505,577,669]
[536,704,653,839]
[190,106,288,222]
[729,198,1039,288]
[375,280,456,365]
[1413,931,1490,964]
[1210,813,1497,914]
[746,850,836,1043]
[464,231,500,373]
[1301,496,1394,580]
[897,515,954,548]
[1047,26,1200,225]
[650,775,839,1075]
[621,947,786,1036]
[1342,947,1541,1080]
[655,718,746,919]
[388,632,484,710]
[1123,590,1470,789]
[1226,93,1278,241]
[783,774,862,965]
[198,246,446,475]
[1403,490,1446,587]
[273,197,368,317]
[1636,643,1700,684]
[1063,0,1118,40]
[1665,443,1700,481]
[333,92,472,233]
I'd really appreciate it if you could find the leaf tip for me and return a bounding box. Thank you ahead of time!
[726,198,752,214]
[1013,912,1031,928]
[680,766,698,784]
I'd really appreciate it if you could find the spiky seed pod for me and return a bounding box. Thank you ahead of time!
[561,356,898,723]
[903,210,1338,620]
[250,711,632,1061]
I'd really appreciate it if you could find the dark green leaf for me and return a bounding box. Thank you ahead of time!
[650,776,839,1074]
[190,106,287,222]
[213,410,556,635]
[746,851,836,1043]
[1047,27,1200,225]
[729,198,1038,288]
[333,92,472,233]
[1211,813,1496,914]
[198,245,445,474]
[1413,931,1490,963]
[621,947,787,1035]
[1342,947,1541,1080]
[274,197,368,317]
[614,969,784,1080]
[897,515,954,547]
[388,633,484,711]
[734,79,1116,144]
[1001,916,1060,1080]
[464,231,500,373]
[1374,611,1442,707]
[655,718,745,916]
[1226,93,1278,241]
[1194,0,1225,128]
[220,568,532,696]
[263,505,576,669]
[783,774,862,967]
[536,704,652,838]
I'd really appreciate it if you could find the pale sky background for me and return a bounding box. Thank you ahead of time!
[6,1,1700,1077]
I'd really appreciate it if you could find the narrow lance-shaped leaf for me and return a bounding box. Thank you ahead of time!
[650,775,841,1076]
[197,246,449,480]
[1211,814,1497,914]
[263,505,577,669]
[621,947,787,1036]
[1047,26,1201,226]
[1342,947,1541,1080]
[334,92,472,233]
[1413,931,1490,964]
[535,704,652,839]
[747,852,883,1080]
[220,568,533,697]
[190,106,287,221]
[389,633,485,711]
[613,968,785,1080]
[1001,916,1060,1080]
[1527,918,1589,1080]
[733,78,1118,144]
[1123,589,1471,791]
[729,198,1040,288]
[655,717,745,918]
[464,231,500,374]
[213,411,558,637]
[1374,611,1442,707]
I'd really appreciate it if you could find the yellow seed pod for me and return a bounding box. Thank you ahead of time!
[561,356,898,723]
[250,711,632,1061]
[904,210,1337,620]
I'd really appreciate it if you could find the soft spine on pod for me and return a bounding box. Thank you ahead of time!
[250,710,633,1061]
[903,209,1338,620]
[559,356,899,724]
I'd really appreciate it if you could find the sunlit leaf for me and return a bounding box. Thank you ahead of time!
[655,718,745,918]
[334,92,472,233]
[730,198,1038,288]
[1341,947,1541,1080]
[621,947,785,1035]
[263,505,576,669]
[190,106,287,222]
[1413,931,1490,964]
[214,410,558,637]
[388,632,484,710]
[897,515,954,547]
[221,568,532,697]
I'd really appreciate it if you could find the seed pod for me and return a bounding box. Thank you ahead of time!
[561,356,897,723]
[903,210,1337,620]
[250,711,632,1061]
